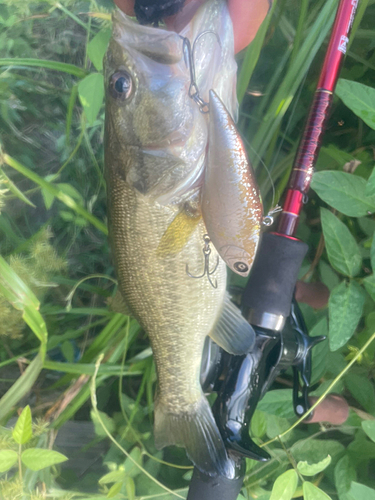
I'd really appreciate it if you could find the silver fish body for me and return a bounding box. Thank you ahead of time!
[104,6,255,477]
[202,90,263,277]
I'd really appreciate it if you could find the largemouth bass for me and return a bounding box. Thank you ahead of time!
[104,1,255,476]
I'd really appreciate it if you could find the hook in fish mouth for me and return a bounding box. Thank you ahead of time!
[186,234,219,288]
[180,31,221,114]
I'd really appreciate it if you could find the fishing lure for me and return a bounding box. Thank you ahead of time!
[182,35,263,278]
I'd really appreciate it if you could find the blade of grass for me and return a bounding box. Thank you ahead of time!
[0,167,35,207]
[52,326,140,428]
[65,84,79,147]
[237,0,277,105]
[42,307,112,317]
[43,360,142,376]
[0,59,88,78]
[250,0,337,166]
[0,256,48,417]
[289,0,309,66]
[2,154,107,235]
[0,255,47,344]
[0,353,43,421]
[55,1,90,31]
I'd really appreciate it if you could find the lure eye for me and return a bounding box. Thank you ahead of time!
[109,71,133,100]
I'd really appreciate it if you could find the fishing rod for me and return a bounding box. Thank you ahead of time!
[187,0,360,498]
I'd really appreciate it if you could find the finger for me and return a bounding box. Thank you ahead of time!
[305,394,349,425]
[228,0,272,53]
[114,0,135,16]
[295,281,330,310]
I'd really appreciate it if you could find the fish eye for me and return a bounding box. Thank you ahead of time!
[109,71,133,100]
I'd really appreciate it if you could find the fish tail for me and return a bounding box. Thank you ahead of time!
[154,394,232,477]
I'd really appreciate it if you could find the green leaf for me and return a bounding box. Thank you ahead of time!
[371,235,375,271]
[21,448,68,471]
[303,482,332,500]
[358,217,375,237]
[362,420,375,442]
[91,409,116,437]
[291,439,345,466]
[251,410,267,439]
[107,482,123,498]
[257,389,295,418]
[61,341,75,363]
[336,79,375,131]
[12,405,33,444]
[311,171,375,217]
[328,280,365,351]
[347,482,375,500]
[269,469,298,500]
[319,260,340,291]
[41,187,55,210]
[88,28,111,71]
[363,274,375,301]
[334,455,357,500]
[347,432,375,464]
[124,447,142,478]
[297,455,331,476]
[345,373,375,414]
[99,470,126,485]
[125,477,136,500]
[321,208,362,277]
[265,414,293,442]
[0,450,18,473]
[78,73,104,126]
[366,167,375,197]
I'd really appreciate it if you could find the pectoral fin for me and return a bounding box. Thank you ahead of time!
[209,293,255,355]
[157,209,201,258]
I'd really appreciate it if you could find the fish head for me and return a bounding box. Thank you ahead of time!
[105,12,192,150]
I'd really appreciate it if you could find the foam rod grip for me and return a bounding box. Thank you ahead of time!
[242,233,308,319]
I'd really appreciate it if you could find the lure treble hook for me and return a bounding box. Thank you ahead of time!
[186,234,219,288]
[181,31,221,114]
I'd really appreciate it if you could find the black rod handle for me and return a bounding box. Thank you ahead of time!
[187,461,245,500]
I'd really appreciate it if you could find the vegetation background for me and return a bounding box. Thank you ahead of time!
[0,0,375,498]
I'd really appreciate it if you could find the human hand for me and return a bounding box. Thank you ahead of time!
[113,0,271,53]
